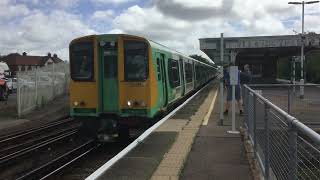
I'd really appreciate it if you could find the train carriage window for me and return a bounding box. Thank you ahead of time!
[168,59,180,87]
[70,41,94,81]
[185,62,193,83]
[156,58,161,80]
[124,40,148,81]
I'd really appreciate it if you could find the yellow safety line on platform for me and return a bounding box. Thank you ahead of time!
[202,90,218,126]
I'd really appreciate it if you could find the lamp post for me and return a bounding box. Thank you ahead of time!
[288,1,319,99]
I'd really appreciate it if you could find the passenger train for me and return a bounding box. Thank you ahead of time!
[69,34,217,138]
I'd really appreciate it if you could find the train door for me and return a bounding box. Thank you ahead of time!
[101,41,119,112]
[179,58,185,96]
[156,53,168,107]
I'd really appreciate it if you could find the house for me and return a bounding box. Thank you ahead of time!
[0,52,64,75]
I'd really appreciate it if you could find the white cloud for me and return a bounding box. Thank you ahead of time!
[92,10,115,21]
[54,0,81,8]
[91,0,136,5]
[0,10,97,60]
[0,0,30,20]
[1,0,320,61]
[108,0,320,60]
[172,0,223,8]
[19,0,80,8]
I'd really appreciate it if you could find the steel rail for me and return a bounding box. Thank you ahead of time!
[0,129,79,166]
[86,80,214,180]
[0,124,81,157]
[17,139,98,180]
[39,140,99,180]
[0,116,72,142]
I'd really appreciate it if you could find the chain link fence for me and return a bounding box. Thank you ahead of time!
[17,63,69,117]
[243,84,320,180]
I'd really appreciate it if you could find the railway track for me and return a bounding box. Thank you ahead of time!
[0,117,74,143]
[17,139,99,180]
[0,117,96,179]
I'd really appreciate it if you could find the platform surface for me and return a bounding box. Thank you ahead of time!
[180,100,252,180]
[94,80,253,180]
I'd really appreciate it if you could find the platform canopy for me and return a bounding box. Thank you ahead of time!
[199,34,320,65]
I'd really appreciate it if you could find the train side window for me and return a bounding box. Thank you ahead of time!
[156,58,161,80]
[168,59,180,87]
[185,62,193,83]
[124,40,148,81]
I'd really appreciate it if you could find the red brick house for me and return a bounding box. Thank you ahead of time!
[0,52,63,75]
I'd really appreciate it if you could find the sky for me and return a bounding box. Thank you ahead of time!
[0,0,319,60]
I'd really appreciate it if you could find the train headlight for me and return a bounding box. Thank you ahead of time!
[73,101,79,107]
[127,101,132,107]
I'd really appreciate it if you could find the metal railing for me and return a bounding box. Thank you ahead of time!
[243,84,320,180]
[248,84,320,127]
[17,63,69,117]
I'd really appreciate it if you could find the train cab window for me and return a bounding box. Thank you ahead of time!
[169,59,180,87]
[124,40,148,81]
[70,41,94,81]
[103,42,118,78]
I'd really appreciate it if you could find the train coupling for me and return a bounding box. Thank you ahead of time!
[97,133,117,142]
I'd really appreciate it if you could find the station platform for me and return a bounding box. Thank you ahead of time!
[0,95,69,135]
[180,95,252,180]
[94,81,253,180]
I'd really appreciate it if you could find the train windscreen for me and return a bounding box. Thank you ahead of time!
[124,40,148,81]
[70,41,94,81]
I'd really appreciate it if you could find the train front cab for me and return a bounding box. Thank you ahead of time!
[69,35,159,136]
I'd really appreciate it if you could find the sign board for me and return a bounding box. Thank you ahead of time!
[229,66,238,85]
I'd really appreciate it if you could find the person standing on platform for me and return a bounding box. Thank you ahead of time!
[224,63,243,115]
[240,64,252,85]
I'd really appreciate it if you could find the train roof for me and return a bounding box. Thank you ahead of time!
[71,34,216,68]
[146,39,215,67]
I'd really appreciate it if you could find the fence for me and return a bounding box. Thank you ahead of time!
[249,84,320,128]
[17,63,69,117]
[243,84,320,180]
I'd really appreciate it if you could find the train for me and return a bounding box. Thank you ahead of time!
[69,34,217,138]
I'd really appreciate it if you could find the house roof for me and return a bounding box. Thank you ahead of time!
[1,53,63,66]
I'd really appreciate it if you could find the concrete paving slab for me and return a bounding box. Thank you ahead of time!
[100,157,158,180]
[155,120,188,132]
[128,132,177,160]
[151,175,179,180]
[99,132,178,180]
[180,90,253,180]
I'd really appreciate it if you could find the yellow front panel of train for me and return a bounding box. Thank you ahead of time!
[69,36,98,112]
[118,36,151,112]
[70,81,97,109]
